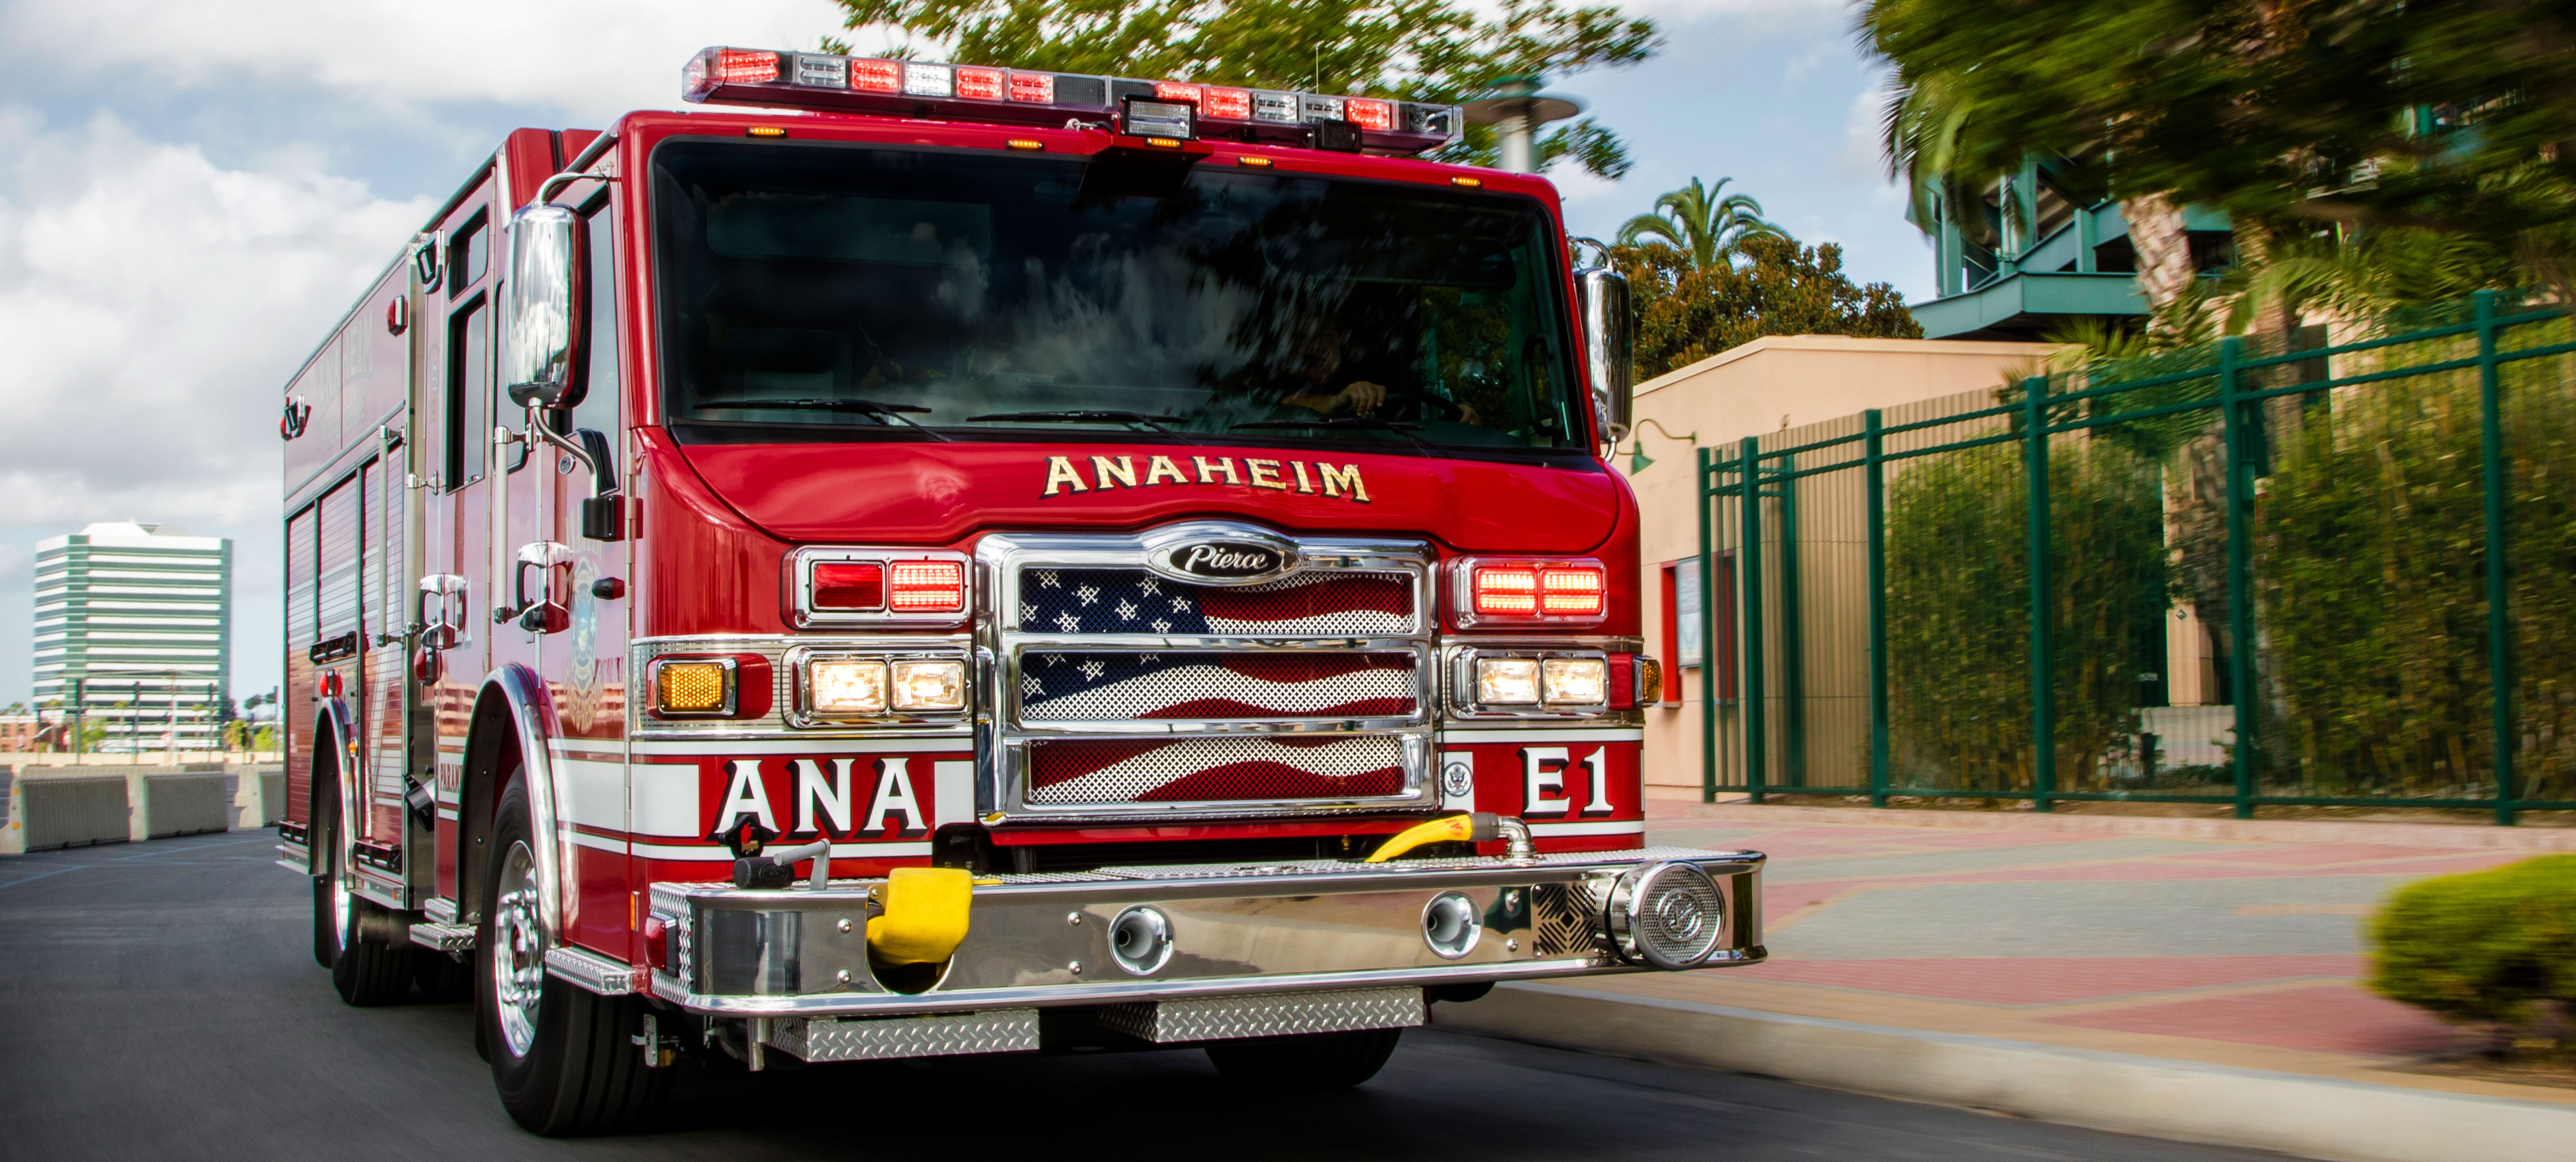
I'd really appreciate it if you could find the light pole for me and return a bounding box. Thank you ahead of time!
[1461,75,1585,175]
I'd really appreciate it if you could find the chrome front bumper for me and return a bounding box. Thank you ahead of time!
[645,847,1763,1024]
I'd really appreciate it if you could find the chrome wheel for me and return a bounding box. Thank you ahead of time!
[490,839,546,1058]
[330,843,353,951]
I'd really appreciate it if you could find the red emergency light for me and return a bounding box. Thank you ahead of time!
[682,46,1463,157]
[1461,560,1610,625]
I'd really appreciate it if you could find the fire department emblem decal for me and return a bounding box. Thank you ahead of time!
[1440,756,1475,801]
[565,557,601,732]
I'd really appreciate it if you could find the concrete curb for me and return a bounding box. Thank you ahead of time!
[1643,800,2576,852]
[1437,981,2576,1162]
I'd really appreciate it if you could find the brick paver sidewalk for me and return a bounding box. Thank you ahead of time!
[1554,802,2576,1106]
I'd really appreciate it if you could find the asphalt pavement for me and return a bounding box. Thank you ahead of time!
[0,832,2302,1162]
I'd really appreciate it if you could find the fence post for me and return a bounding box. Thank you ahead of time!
[1865,409,1889,808]
[2219,337,2258,820]
[2474,290,2517,826]
[1697,445,1718,804]
[1740,436,1767,805]
[1779,453,1806,787]
[2023,377,2055,813]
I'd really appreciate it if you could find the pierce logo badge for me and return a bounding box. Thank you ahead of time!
[1149,539,1299,585]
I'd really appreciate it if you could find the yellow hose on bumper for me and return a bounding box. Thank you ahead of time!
[866,866,974,965]
[1366,813,1498,863]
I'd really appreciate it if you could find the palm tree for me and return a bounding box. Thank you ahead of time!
[1615,178,1785,270]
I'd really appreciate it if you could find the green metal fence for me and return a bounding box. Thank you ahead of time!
[1693,290,2576,824]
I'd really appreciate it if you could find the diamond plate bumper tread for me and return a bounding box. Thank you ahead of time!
[1098,986,1426,1044]
[771,1008,1042,1061]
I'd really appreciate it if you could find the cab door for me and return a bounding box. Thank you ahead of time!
[551,188,633,954]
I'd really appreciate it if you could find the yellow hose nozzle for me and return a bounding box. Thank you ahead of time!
[1365,812,1512,863]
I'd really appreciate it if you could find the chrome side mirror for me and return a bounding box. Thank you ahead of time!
[503,204,586,410]
[1576,267,1634,446]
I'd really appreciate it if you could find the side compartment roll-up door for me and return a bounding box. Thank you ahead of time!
[284,503,319,821]
[363,457,407,837]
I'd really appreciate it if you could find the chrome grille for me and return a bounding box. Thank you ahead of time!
[1018,650,1419,723]
[982,525,1437,821]
[1026,735,1411,804]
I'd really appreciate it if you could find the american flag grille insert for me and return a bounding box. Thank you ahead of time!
[1019,651,1419,722]
[1018,568,1414,637]
[1028,735,1408,804]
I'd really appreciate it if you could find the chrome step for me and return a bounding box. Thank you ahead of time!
[408,922,475,952]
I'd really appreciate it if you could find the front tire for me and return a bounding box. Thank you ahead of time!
[1204,1027,1404,1091]
[479,775,663,1136]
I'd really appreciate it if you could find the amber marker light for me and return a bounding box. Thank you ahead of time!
[1236,155,1274,167]
[1451,176,1482,187]
[746,126,789,138]
[1145,136,1183,148]
[653,659,734,715]
[1005,139,1045,151]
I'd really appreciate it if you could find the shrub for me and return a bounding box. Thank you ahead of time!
[2370,855,2576,1033]
[1883,436,2171,790]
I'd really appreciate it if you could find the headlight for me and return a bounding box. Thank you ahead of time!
[891,660,966,711]
[1542,658,1607,705]
[809,659,889,715]
[1474,658,1540,704]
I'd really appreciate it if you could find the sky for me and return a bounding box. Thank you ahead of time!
[0,0,1931,708]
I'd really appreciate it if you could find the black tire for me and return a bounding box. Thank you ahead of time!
[1204,1027,1404,1091]
[414,951,474,1003]
[315,736,413,1006]
[480,775,664,1136]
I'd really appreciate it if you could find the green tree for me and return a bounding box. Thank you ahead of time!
[1614,177,1784,271]
[1610,233,1921,378]
[1861,0,2576,308]
[826,0,1660,178]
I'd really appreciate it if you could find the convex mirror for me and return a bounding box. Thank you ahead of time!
[503,204,587,410]
[1576,266,1634,446]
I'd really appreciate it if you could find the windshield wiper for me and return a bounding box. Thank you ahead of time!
[1231,415,1433,453]
[967,410,1199,440]
[727,398,950,441]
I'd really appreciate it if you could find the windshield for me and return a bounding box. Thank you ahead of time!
[650,139,1584,450]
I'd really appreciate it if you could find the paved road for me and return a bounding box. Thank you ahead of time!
[0,833,2299,1161]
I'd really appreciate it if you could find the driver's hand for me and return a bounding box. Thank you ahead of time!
[1334,380,1389,416]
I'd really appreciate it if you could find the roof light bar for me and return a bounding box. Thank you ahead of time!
[681,47,1462,156]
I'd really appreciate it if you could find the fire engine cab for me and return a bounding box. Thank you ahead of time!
[275,46,1765,1135]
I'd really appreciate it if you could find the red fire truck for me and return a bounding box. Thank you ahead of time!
[275,45,1763,1135]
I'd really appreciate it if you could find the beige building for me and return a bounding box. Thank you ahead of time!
[1616,335,2065,795]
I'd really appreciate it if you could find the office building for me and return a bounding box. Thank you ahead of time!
[31,522,232,753]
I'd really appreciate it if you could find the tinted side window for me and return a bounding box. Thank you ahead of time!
[445,297,488,490]
[570,198,622,446]
[449,212,488,296]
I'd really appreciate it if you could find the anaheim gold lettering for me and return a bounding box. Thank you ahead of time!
[1043,456,1090,495]
[1291,461,1315,493]
[1318,463,1369,503]
[1143,455,1187,486]
[1090,455,1138,489]
[1245,459,1289,491]
[1193,456,1241,486]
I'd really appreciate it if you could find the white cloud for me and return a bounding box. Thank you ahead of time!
[3,0,847,120]
[1832,70,1895,182]
[0,109,428,528]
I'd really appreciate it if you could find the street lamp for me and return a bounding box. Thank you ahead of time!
[1460,75,1585,174]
